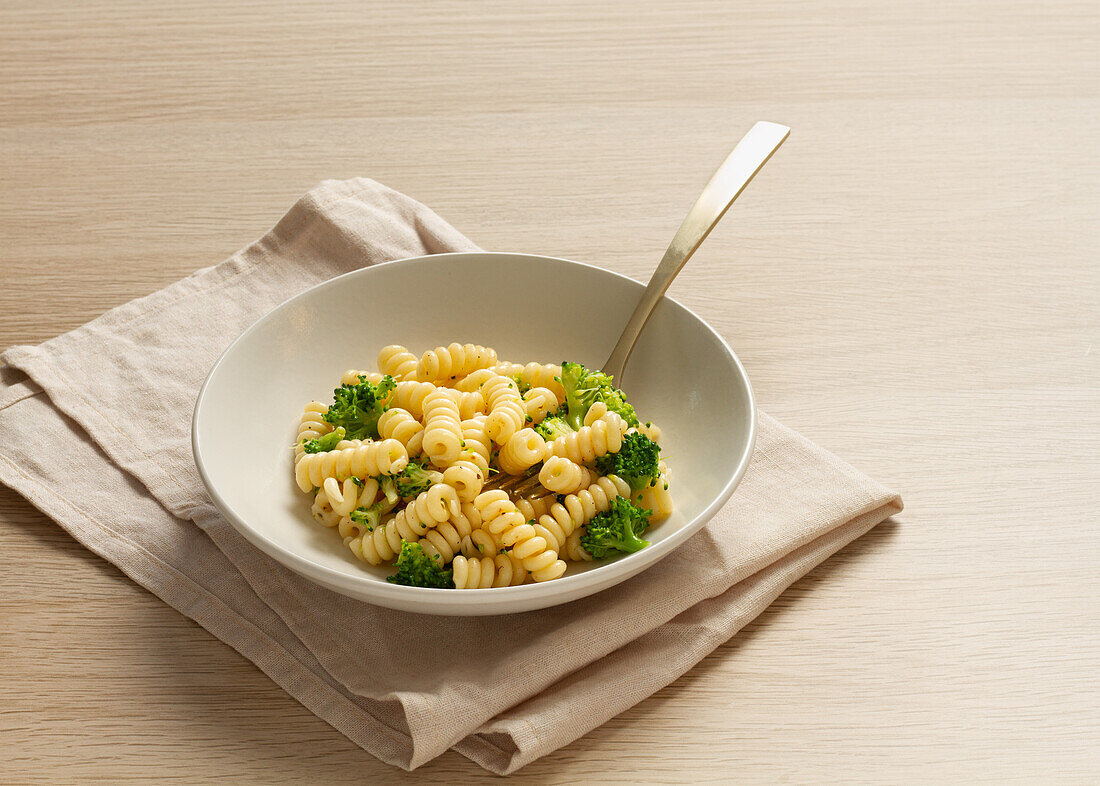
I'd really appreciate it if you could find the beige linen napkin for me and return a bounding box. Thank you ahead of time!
[0,178,902,774]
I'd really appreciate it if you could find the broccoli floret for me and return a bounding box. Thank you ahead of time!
[559,361,639,431]
[301,426,346,454]
[349,477,401,532]
[349,504,384,532]
[394,459,443,499]
[534,414,574,441]
[581,497,651,559]
[322,374,396,441]
[604,431,661,492]
[592,452,616,477]
[387,541,454,589]
[592,431,660,492]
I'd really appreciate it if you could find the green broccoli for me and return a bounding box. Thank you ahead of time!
[512,375,531,395]
[534,413,574,441]
[559,361,639,431]
[387,541,454,588]
[301,426,346,454]
[348,477,400,532]
[581,497,651,559]
[349,504,383,532]
[594,431,660,492]
[322,374,397,440]
[378,475,399,506]
[394,459,443,499]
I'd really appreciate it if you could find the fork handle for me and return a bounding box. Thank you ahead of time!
[602,121,790,381]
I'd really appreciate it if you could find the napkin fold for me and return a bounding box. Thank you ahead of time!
[0,178,901,774]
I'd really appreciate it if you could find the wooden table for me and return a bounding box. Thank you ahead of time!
[2,1,1097,781]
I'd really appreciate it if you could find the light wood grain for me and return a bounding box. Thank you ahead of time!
[1,0,1097,782]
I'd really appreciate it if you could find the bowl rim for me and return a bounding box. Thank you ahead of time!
[192,251,756,607]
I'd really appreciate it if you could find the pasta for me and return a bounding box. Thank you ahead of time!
[291,346,672,589]
[377,407,424,456]
[341,369,385,386]
[522,387,560,424]
[534,475,631,551]
[458,416,492,470]
[377,345,419,381]
[420,388,463,466]
[474,489,567,582]
[295,438,408,491]
[498,428,548,475]
[452,553,527,588]
[441,459,485,501]
[493,362,565,400]
[481,374,526,445]
[546,411,627,464]
[295,402,330,463]
[388,380,437,418]
[417,343,498,383]
[538,455,591,494]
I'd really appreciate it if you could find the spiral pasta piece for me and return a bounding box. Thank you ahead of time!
[474,490,566,582]
[458,416,492,470]
[378,345,419,381]
[481,375,526,446]
[547,412,627,465]
[454,390,486,419]
[294,439,408,491]
[310,488,342,528]
[377,407,425,456]
[498,428,548,475]
[417,506,477,565]
[534,475,631,551]
[494,362,565,400]
[451,553,527,588]
[388,380,437,419]
[337,486,401,543]
[347,483,464,562]
[294,402,331,463]
[538,456,592,495]
[459,500,484,529]
[347,514,403,564]
[322,475,380,516]
[583,401,608,427]
[514,493,553,524]
[442,459,486,501]
[460,527,498,558]
[416,343,498,383]
[453,368,497,393]
[421,387,463,466]
[404,482,461,527]
[522,387,559,424]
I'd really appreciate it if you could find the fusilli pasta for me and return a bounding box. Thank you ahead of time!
[377,345,419,381]
[292,346,671,589]
[417,343,498,383]
[534,475,631,551]
[295,438,408,491]
[546,412,627,464]
[498,428,548,475]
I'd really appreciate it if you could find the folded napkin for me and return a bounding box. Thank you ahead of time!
[0,178,902,774]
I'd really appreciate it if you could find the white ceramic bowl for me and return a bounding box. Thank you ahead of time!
[193,252,755,615]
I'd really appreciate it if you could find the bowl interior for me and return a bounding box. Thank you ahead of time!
[194,252,753,611]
